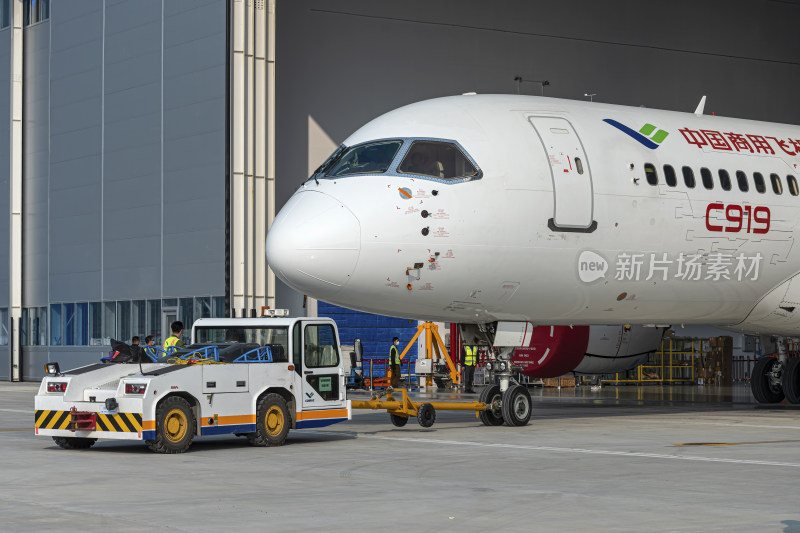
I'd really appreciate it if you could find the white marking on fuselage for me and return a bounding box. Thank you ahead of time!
[538,347,550,364]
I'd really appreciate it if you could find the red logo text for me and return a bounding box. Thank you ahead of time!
[706,203,770,234]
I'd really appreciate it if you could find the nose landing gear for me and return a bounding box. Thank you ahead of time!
[479,347,533,426]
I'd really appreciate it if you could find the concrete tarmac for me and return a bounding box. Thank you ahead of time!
[2,382,800,532]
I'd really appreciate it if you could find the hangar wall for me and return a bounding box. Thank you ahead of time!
[1,0,228,379]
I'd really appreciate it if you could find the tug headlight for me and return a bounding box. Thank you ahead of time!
[44,362,61,375]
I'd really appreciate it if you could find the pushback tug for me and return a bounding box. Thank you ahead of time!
[34,310,525,453]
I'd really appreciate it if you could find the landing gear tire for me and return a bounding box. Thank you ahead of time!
[147,396,195,454]
[502,384,532,426]
[782,358,800,404]
[53,437,97,450]
[390,414,409,427]
[751,357,785,404]
[248,393,291,447]
[417,403,436,428]
[478,385,504,426]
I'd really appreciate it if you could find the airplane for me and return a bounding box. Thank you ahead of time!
[266,93,800,418]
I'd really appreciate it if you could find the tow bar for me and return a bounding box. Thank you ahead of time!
[350,388,487,428]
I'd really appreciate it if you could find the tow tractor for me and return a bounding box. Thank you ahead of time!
[34,311,532,453]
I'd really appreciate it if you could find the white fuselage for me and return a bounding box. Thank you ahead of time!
[267,95,800,336]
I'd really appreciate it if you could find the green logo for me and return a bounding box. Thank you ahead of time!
[638,123,670,144]
[603,119,670,150]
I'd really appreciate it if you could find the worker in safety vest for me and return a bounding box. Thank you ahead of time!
[163,321,184,353]
[463,344,478,393]
[389,336,401,389]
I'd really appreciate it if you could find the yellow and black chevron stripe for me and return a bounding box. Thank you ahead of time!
[35,410,143,433]
[35,410,71,430]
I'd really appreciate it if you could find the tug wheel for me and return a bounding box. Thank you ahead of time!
[147,396,195,454]
[53,437,96,450]
[249,393,291,447]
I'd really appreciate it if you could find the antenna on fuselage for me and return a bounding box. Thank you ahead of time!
[694,95,707,116]
[514,76,550,96]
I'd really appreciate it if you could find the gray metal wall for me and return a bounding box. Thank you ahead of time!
[46,0,226,304]
[0,27,10,379]
[0,28,9,307]
[275,0,800,211]
[0,1,227,379]
[0,0,227,309]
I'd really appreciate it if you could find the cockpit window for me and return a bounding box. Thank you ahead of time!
[324,140,403,177]
[397,141,478,180]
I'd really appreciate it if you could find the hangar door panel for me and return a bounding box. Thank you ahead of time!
[529,117,596,231]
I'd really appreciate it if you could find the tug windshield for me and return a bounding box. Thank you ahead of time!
[193,326,290,362]
[324,140,403,177]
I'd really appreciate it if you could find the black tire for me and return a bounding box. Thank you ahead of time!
[751,357,785,404]
[390,414,409,427]
[782,358,800,404]
[478,385,504,426]
[53,436,97,450]
[417,403,436,428]
[502,385,532,427]
[248,393,291,447]
[146,396,195,454]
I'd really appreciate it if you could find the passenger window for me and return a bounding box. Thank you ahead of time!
[736,171,749,192]
[771,173,783,195]
[398,141,478,180]
[644,163,657,185]
[682,166,696,188]
[719,169,732,191]
[575,157,584,175]
[663,165,677,187]
[788,175,799,196]
[324,140,403,177]
[753,172,766,193]
[700,168,713,189]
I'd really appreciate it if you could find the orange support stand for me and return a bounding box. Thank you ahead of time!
[396,322,460,387]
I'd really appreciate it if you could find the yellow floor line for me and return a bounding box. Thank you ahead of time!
[672,439,800,447]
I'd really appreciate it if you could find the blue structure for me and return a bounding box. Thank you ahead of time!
[318,302,418,378]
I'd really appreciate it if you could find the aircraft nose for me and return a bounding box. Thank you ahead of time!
[266,191,361,298]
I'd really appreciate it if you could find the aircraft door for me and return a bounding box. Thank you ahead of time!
[529,116,596,232]
[301,322,344,409]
